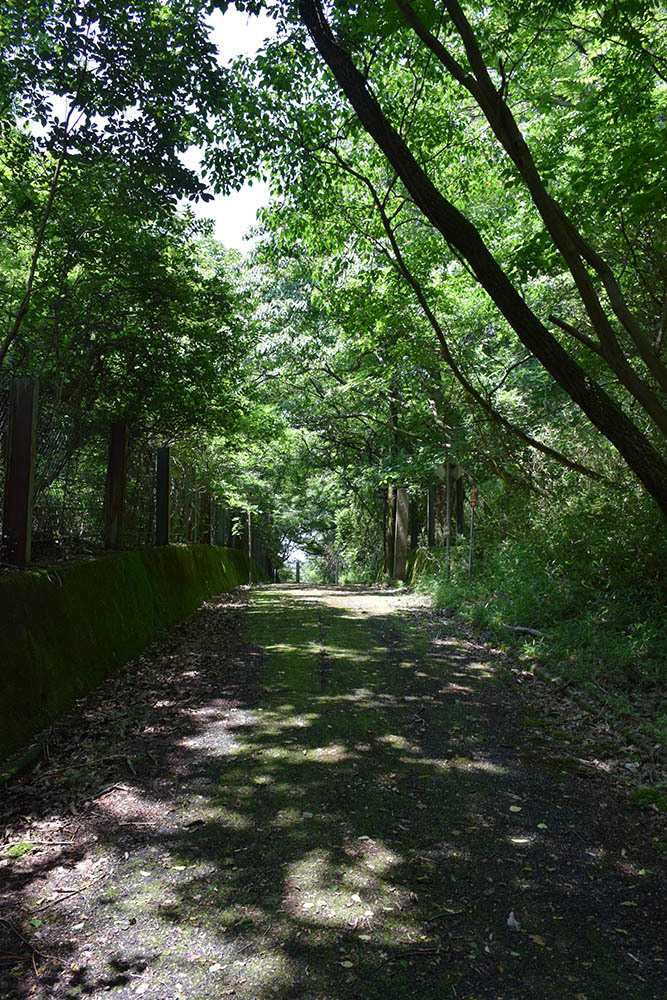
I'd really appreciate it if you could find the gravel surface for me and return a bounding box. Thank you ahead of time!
[0,583,665,999]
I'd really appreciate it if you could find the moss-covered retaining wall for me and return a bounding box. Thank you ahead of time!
[0,545,259,762]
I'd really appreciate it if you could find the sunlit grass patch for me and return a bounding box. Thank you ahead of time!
[378,733,412,751]
[401,755,507,776]
[284,842,407,932]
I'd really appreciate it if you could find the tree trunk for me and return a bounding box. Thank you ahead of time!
[298,0,667,518]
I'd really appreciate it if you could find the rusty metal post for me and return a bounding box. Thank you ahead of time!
[427,487,436,548]
[456,474,465,536]
[387,486,397,575]
[446,461,453,577]
[213,504,224,546]
[199,490,212,544]
[104,421,128,549]
[247,508,253,585]
[382,487,388,573]
[409,497,418,550]
[155,446,170,546]
[2,377,39,565]
[393,487,409,580]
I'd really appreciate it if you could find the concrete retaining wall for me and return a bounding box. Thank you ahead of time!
[0,545,259,761]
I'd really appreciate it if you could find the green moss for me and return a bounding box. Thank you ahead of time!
[7,842,34,858]
[631,788,667,812]
[0,545,264,761]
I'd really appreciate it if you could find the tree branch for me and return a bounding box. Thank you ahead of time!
[298,0,667,515]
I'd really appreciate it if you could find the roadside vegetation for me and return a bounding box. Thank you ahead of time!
[1,2,664,777]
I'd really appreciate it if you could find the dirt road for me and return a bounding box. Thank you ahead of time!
[1,584,664,999]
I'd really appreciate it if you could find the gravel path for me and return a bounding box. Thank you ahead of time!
[0,583,664,999]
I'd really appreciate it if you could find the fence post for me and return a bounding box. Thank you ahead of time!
[427,487,436,548]
[455,473,466,536]
[387,486,397,574]
[446,461,454,577]
[2,377,39,566]
[155,446,170,546]
[212,504,223,546]
[247,508,253,585]
[393,487,409,580]
[409,497,418,549]
[199,490,212,544]
[104,421,128,549]
[382,486,388,573]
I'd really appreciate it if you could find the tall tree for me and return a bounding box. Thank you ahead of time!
[295,0,667,515]
[0,0,222,365]
[210,0,667,515]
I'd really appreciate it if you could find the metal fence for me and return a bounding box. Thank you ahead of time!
[0,376,274,576]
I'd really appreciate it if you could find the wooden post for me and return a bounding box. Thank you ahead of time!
[104,420,128,549]
[2,377,38,565]
[427,487,436,548]
[393,487,409,580]
[409,498,418,550]
[155,446,170,546]
[295,560,301,583]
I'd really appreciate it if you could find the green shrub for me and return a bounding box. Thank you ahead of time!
[412,480,666,744]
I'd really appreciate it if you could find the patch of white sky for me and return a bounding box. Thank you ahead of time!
[30,8,275,253]
[203,9,309,565]
[197,11,308,564]
[32,7,304,560]
[181,7,275,253]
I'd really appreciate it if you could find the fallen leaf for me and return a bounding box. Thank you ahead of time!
[529,934,546,946]
[509,806,522,813]
[507,911,521,931]
[209,963,223,972]
[339,960,354,968]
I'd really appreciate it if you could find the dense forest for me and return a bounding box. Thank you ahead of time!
[1,0,665,740]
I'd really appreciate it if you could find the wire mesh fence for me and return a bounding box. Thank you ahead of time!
[0,375,275,576]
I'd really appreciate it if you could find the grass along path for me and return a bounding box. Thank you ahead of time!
[0,584,664,999]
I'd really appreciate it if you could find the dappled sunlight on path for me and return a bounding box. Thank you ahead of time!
[1,585,664,999]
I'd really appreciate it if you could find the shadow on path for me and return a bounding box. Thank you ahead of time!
[0,584,664,999]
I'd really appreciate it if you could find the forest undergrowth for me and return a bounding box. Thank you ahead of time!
[410,483,666,813]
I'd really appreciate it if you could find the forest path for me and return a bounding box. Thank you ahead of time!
[1,584,664,999]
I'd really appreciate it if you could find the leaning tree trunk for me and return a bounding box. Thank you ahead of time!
[298,0,667,519]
